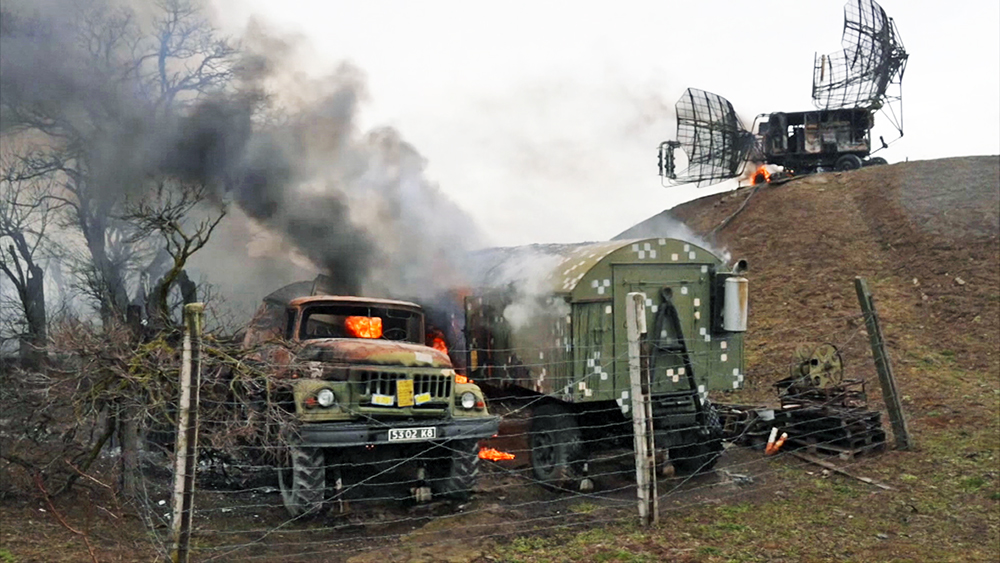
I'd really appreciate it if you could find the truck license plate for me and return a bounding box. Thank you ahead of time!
[388,427,436,442]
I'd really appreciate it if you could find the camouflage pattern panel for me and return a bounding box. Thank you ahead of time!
[535,297,572,397]
[571,301,614,403]
[566,239,744,403]
[708,332,745,391]
[612,264,709,398]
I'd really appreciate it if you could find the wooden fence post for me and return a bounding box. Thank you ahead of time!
[854,278,912,450]
[627,292,658,525]
[171,303,205,563]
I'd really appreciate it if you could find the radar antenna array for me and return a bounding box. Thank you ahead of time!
[812,0,907,133]
[658,88,757,187]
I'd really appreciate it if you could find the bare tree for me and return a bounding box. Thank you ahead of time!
[122,179,226,326]
[1,0,237,325]
[1,0,240,498]
[0,157,64,366]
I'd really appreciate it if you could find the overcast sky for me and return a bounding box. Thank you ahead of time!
[212,0,1000,247]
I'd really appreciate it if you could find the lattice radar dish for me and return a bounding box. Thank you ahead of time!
[812,0,907,112]
[658,88,758,188]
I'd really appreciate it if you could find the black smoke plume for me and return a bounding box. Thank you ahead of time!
[1,0,483,311]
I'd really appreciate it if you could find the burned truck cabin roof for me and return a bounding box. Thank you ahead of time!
[245,280,428,347]
[287,295,423,311]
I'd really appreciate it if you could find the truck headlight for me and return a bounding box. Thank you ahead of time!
[460,391,476,410]
[316,388,336,407]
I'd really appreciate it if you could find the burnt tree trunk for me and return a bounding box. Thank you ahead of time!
[20,263,47,368]
[119,402,141,498]
[79,199,129,325]
[148,268,198,327]
[2,238,47,369]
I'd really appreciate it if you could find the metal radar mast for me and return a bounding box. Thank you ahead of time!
[657,88,757,188]
[812,0,908,144]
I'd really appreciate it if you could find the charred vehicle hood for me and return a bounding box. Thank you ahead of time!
[297,339,452,368]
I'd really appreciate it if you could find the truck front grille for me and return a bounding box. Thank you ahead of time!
[413,373,452,401]
[356,371,452,408]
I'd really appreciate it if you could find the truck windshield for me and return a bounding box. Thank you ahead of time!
[300,304,424,344]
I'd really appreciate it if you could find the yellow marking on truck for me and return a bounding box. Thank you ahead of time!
[372,394,394,406]
[397,379,414,407]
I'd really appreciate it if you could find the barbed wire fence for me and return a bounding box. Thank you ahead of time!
[122,286,907,563]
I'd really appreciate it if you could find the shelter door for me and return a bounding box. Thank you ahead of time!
[612,264,711,398]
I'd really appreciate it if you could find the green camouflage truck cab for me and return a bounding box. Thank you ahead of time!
[246,285,499,516]
[464,237,747,487]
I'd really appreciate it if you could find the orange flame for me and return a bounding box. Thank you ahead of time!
[478,447,515,461]
[430,336,448,355]
[345,316,383,339]
[455,373,471,384]
[752,164,771,185]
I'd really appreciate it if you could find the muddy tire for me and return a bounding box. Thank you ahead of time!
[669,402,723,475]
[866,156,888,166]
[278,446,326,517]
[530,403,583,490]
[429,439,480,501]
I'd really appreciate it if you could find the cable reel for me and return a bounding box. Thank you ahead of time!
[790,343,845,389]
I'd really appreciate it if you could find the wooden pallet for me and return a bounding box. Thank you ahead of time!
[791,432,887,460]
[775,407,886,460]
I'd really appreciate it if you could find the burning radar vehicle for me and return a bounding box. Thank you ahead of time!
[244,280,499,516]
[658,0,907,186]
[462,238,748,488]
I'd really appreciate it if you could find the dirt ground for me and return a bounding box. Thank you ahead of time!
[2,155,998,562]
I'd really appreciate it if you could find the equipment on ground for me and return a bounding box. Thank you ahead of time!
[717,342,886,460]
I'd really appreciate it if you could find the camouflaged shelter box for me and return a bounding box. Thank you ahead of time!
[465,237,747,412]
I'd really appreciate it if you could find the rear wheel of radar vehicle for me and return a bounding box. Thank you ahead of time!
[866,156,888,166]
[278,446,326,517]
[529,403,584,490]
[429,439,480,501]
[835,154,864,171]
[669,402,724,475]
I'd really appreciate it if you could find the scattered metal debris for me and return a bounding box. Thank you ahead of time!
[718,343,887,460]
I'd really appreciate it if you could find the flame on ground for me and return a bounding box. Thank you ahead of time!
[752,164,771,185]
[478,447,516,461]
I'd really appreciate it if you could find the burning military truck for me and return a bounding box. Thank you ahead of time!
[244,280,499,516]
[462,237,748,488]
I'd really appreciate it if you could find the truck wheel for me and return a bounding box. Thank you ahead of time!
[669,402,723,475]
[834,154,863,171]
[530,403,583,490]
[866,156,888,166]
[669,441,722,475]
[429,439,480,501]
[278,446,326,517]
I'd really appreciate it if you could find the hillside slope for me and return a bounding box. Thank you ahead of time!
[657,155,998,414]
